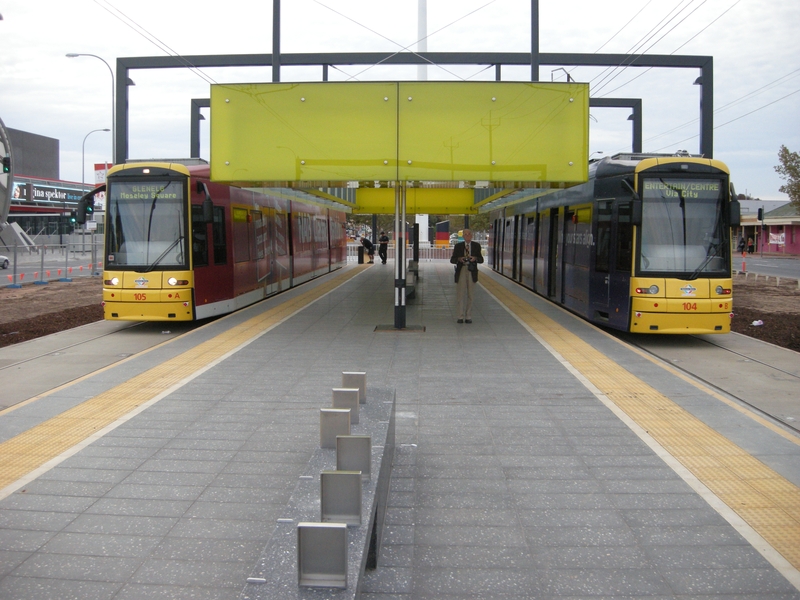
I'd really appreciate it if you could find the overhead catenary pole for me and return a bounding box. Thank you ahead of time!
[417,0,427,81]
[531,0,539,81]
[273,0,281,82]
[394,183,407,329]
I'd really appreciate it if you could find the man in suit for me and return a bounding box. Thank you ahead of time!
[449,229,483,323]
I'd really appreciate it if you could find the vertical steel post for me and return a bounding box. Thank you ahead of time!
[531,0,539,81]
[273,0,281,83]
[394,183,407,329]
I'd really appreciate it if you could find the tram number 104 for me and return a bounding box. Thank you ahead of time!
[682,302,698,311]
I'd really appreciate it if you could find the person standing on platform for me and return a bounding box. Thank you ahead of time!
[361,236,375,263]
[737,237,746,255]
[450,228,483,323]
[747,236,754,254]
[378,231,390,264]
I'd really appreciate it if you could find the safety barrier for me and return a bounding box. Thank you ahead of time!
[346,243,486,262]
[241,373,395,599]
[2,242,103,287]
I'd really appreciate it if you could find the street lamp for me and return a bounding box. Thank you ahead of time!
[67,53,114,164]
[82,129,110,193]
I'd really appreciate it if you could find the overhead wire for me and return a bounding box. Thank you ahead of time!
[311,0,498,82]
[596,0,741,98]
[589,0,695,91]
[650,87,800,153]
[643,68,800,146]
[93,0,218,85]
[592,0,706,96]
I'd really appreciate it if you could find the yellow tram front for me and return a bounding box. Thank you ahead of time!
[628,158,735,334]
[102,163,196,321]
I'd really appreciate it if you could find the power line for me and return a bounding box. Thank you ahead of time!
[592,0,707,96]
[312,0,498,82]
[93,0,218,85]
[650,87,800,153]
[596,0,742,98]
[589,0,696,92]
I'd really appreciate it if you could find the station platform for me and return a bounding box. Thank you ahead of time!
[0,259,799,599]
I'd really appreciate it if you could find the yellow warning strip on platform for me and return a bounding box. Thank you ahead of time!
[482,277,800,572]
[0,265,368,494]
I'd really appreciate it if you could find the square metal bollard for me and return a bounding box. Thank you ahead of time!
[297,522,348,588]
[320,408,350,449]
[337,435,372,479]
[332,388,360,424]
[342,371,366,403]
[321,470,362,526]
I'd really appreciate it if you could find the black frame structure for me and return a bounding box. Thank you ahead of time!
[116,53,712,164]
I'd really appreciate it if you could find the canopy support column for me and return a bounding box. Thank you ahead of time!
[394,182,407,329]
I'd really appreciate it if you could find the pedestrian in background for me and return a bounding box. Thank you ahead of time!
[378,231,389,264]
[361,237,375,263]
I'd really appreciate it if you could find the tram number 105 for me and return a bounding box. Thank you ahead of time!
[134,293,147,301]
[682,302,697,311]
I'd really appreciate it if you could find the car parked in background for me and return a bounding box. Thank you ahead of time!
[0,255,8,269]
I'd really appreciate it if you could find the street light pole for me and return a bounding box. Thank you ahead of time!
[82,129,110,194]
[67,53,115,165]
[81,128,109,257]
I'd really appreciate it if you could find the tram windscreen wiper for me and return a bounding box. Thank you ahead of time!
[144,236,184,272]
[687,240,721,280]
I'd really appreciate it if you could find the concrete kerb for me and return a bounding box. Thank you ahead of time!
[241,386,396,599]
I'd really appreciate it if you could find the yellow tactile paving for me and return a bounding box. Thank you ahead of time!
[482,276,800,572]
[0,265,367,493]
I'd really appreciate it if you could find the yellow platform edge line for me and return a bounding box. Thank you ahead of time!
[481,276,800,580]
[0,265,368,495]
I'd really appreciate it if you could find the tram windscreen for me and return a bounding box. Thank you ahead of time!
[105,179,187,269]
[639,178,728,276]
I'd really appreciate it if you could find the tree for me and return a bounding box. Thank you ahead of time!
[775,145,800,205]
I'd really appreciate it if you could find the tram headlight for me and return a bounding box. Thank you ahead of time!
[167,278,189,286]
[715,285,732,295]
[104,277,119,286]
[635,285,659,295]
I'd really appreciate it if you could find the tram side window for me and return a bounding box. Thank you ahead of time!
[616,202,632,271]
[595,201,612,273]
[191,205,208,267]
[212,207,227,265]
[233,207,250,263]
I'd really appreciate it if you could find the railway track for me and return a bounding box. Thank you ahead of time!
[618,329,800,436]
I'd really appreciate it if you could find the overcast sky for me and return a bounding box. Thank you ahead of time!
[1,0,798,200]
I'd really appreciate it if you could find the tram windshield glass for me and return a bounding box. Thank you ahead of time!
[639,177,728,276]
[105,179,188,270]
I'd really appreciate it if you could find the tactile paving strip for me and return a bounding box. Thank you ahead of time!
[482,276,800,571]
[0,265,367,493]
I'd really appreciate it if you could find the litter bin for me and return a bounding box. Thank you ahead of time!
[357,245,364,264]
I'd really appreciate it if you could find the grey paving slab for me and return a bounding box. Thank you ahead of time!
[0,261,798,599]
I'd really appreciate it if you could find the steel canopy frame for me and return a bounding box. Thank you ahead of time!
[115,51,713,164]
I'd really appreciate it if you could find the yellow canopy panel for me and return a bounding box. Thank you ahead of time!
[210,81,589,187]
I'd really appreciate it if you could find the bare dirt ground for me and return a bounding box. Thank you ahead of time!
[0,273,799,351]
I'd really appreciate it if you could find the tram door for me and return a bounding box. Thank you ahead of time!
[502,216,515,279]
[607,201,633,329]
[547,208,560,299]
[590,199,633,327]
[590,200,613,315]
